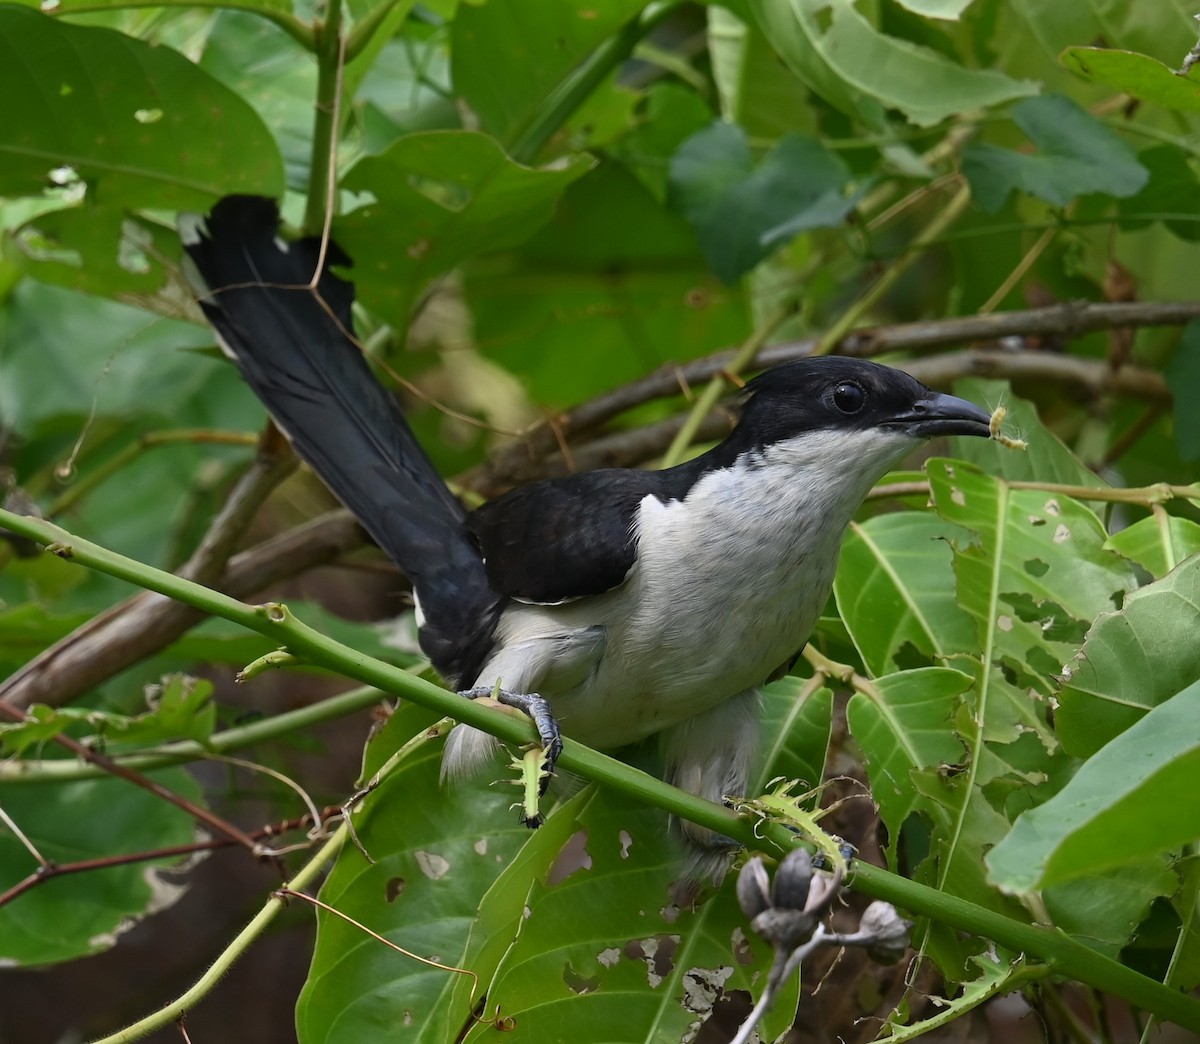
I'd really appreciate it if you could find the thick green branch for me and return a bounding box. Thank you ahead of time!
[2,507,1199,1033]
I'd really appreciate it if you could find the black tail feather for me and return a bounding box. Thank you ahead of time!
[181,196,497,683]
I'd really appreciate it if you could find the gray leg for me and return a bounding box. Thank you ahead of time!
[458,685,563,784]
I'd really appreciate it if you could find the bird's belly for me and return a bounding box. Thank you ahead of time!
[541,561,833,749]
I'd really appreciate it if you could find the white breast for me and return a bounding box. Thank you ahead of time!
[480,426,917,750]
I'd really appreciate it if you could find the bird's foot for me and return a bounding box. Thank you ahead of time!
[458,685,563,803]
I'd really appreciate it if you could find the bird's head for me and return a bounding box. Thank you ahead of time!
[725,357,993,490]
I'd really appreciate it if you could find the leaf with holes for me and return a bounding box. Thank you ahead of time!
[0,6,283,208]
[296,726,531,1043]
[0,769,202,965]
[335,131,592,326]
[1056,554,1200,757]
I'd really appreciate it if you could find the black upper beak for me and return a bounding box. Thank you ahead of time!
[894,391,993,439]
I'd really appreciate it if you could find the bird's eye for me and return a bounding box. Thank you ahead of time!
[832,382,866,414]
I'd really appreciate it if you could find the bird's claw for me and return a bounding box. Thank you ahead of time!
[459,685,563,797]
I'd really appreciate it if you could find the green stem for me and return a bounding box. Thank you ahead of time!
[4,507,1200,1033]
[509,1,682,165]
[304,0,345,236]
[0,684,388,783]
[344,0,407,62]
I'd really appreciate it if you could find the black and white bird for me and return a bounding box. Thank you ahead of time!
[182,196,993,861]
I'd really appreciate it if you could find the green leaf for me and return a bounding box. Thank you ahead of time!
[468,161,751,408]
[750,0,1036,128]
[1056,554,1200,757]
[1042,861,1180,958]
[962,94,1149,213]
[755,676,833,792]
[198,11,318,192]
[1105,514,1200,579]
[835,513,976,678]
[335,131,593,325]
[457,787,786,1044]
[450,0,645,152]
[927,459,1137,711]
[1117,145,1200,242]
[0,676,214,755]
[295,730,533,1043]
[667,121,855,284]
[846,667,972,852]
[988,678,1200,892]
[3,206,176,299]
[0,768,202,965]
[1062,47,1200,114]
[0,5,284,208]
[1167,321,1200,461]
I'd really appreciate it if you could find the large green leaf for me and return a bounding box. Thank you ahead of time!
[3,206,177,300]
[1062,47,1200,114]
[457,787,786,1044]
[1117,145,1200,243]
[835,512,976,678]
[668,121,855,284]
[989,679,1200,892]
[450,0,645,153]
[1056,555,1200,757]
[846,667,971,853]
[468,161,751,408]
[949,379,1109,489]
[335,131,593,326]
[0,768,203,965]
[928,459,1136,711]
[962,94,1149,213]
[750,0,1036,128]
[0,5,283,208]
[1105,515,1200,579]
[296,724,532,1043]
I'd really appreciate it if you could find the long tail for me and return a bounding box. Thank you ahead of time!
[180,196,497,683]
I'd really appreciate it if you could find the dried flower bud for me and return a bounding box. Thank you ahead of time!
[736,857,772,920]
[858,901,911,965]
[771,848,813,911]
[751,907,816,952]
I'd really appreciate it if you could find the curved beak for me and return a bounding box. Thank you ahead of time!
[892,391,993,439]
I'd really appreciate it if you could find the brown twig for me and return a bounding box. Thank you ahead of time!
[0,808,338,908]
[472,300,1192,493]
[0,502,361,711]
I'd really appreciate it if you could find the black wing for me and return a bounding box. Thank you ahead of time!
[468,470,668,604]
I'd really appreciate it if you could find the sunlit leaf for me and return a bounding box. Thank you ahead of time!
[1105,514,1200,579]
[1056,555,1200,757]
[750,0,1036,128]
[989,678,1200,892]
[1062,47,1200,114]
